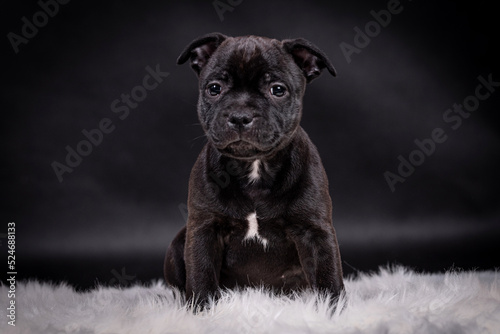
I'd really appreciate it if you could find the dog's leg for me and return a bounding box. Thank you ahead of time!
[164,226,187,291]
[290,225,344,299]
[184,218,223,309]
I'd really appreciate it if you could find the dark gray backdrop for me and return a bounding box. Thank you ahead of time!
[2,0,499,289]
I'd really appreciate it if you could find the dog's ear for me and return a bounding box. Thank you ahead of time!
[177,32,228,75]
[282,38,336,83]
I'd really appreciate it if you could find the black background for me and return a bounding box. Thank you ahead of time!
[2,0,499,289]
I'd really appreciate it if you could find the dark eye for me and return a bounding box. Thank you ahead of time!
[207,83,222,96]
[270,85,286,97]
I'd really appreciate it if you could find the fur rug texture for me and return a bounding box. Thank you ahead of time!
[1,266,499,334]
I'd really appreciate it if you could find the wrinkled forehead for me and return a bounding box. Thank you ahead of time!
[203,36,297,82]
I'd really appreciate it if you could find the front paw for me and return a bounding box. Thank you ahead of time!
[318,286,346,313]
[186,290,221,313]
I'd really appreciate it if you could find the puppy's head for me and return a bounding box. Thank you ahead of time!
[178,33,336,160]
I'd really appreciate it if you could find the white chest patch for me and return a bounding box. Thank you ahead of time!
[243,212,269,250]
[248,160,261,183]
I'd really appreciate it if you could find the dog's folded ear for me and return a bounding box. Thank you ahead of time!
[177,32,228,75]
[282,38,337,83]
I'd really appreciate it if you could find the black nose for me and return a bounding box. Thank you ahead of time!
[228,112,254,130]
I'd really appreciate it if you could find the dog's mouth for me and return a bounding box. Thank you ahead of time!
[218,140,275,159]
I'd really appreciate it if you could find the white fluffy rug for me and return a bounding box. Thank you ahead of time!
[1,266,499,334]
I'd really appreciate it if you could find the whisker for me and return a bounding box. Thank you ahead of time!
[188,133,208,149]
[190,134,207,142]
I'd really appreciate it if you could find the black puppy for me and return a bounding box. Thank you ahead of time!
[164,33,344,308]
